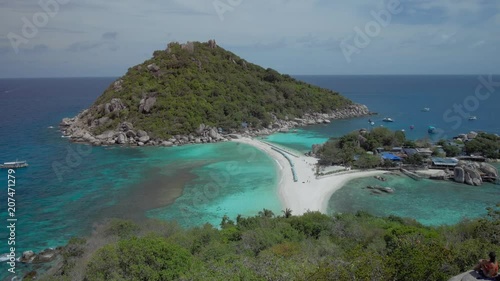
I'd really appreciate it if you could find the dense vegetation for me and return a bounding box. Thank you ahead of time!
[464,133,500,158]
[42,206,500,281]
[317,129,500,168]
[88,41,353,139]
[317,127,414,167]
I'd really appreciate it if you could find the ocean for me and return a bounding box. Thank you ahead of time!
[0,75,499,279]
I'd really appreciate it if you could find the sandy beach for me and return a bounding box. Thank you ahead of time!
[233,137,386,215]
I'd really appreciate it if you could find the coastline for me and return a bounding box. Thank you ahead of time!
[233,137,385,215]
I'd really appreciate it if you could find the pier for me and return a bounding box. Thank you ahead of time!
[400,168,423,181]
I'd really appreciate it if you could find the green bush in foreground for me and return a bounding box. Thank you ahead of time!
[85,235,192,281]
[46,206,500,281]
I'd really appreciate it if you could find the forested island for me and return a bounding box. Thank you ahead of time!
[60,40,369,147]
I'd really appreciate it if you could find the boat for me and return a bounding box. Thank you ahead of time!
[428,126,436,134]
[468,116,477,120]
[421,107,430,112]
[410,125,415,130]
[382,117,394,122]
[370,121,375,126]
[1,160,28,169]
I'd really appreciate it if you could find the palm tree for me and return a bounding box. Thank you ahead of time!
[258,208,274,218]
[282,208,292,218]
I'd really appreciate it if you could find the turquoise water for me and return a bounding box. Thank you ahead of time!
[144,142,280,227]
[326,172,500,226]
[2,76,500,279]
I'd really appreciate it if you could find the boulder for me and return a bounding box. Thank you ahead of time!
[116,133,127,144]
[272,123,281,129]
[139,97,157,113]
[208,39,217,49]
[209,128,219,139]
[33,248,57,263]
[467,131,478,139]
[97,116,110,126]
[137,130,148,138]
[104,98,126,114]
[161,141,174,147]
[60,118,74,127]
[20,251,36,263]
[113,79,123,91]
[138,136,150,143]
[137,142,145,147]
[120,122,134,132]
[464,167,482,186]
[454,167,465,183]
[126,130,137,138]
[228,134,242,139]
[96,130,116,140]
[479,163,498,178]
[147,63,160,72]
[196,124,206,135]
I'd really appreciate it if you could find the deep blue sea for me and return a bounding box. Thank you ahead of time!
[0,75,499,279]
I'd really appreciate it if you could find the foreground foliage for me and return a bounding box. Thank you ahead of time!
[43,205,500,281]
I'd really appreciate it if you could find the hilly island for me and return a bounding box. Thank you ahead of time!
[60,40,369,146]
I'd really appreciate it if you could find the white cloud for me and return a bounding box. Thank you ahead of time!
[0,0,498,77]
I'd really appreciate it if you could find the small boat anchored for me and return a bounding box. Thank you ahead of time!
[382,117,394,122]
[1,160,28,169]
[468,116,477,120]
[421,107,430,112]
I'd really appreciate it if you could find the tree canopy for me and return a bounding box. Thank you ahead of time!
[86,41,354,139]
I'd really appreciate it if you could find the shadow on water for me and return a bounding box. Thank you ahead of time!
[96,164,208,222]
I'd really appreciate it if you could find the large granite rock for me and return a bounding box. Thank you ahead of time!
[139,97,157,113]
[137,130,148,138]
[20,251,36,263]
[120,122,134,132]
[96,130,116,140]
[138,136,150,143]
[464,167,482,186]
[480,163,499,178]
[454,167,465,183]
[116,133,127,144]
[104,98,126,114]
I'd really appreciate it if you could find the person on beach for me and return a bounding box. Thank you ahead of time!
[474,252,498,278]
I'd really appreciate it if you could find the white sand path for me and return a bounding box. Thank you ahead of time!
[233,137,386,215]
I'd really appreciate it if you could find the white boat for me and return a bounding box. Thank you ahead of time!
[1,160,28,169]
[382,117,394,122]
[421,107,430,112]
[468,116,477,120]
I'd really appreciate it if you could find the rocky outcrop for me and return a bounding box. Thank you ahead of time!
[208,39,217,49]
[104,98,127,115]
[480,162,499,179]
[60,103,371,148]
[139,97,157,113]
[453,161,497,186]
[147,63,160,72]
[20,248,59,264]
[454,167,465,183]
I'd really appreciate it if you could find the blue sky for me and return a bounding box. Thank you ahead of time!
[0,0,499,77]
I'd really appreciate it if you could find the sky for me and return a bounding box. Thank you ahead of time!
[0,0,499,77]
